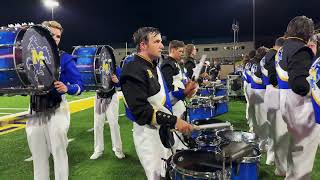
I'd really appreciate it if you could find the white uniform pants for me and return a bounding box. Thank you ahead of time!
[251,88,274,163]
[133,123,168,180]
[26,97,70,180]
[265,85,289,173]
[93,93,123,153]
[280,89,320,180]
[244,82,254,131]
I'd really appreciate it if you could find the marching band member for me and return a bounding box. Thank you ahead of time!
[89,65,125,160]
[276,16,320,179]
[262,37,288,176]
[26,20,84,180]
[184,44,198,79]
[120,27,194,180]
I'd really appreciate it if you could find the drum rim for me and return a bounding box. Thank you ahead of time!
[12,25,59,91]
[13,27,29,87]
[171,150,231,179]
[216,130,258,143]
[31,25,60,91]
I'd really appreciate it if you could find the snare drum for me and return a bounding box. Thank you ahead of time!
[216,130,258,147]
[198,86,215,96]
[187,98,215,121]
[231,148,261,180]
[169,150,231,180]
[211,95,228,116]
[0,25,59,95]
[72,45,116,91]
[188,119,228,151]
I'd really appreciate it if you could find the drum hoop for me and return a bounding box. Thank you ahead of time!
[13,28,29,87]
[99,45,116,93]
[240,148,261,163]
[94,46,101,85]
[33,25,60,90]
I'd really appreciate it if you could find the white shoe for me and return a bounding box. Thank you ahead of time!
[24,156,33,162]
[87,128,94,132]
[90,152,103,160]
[114,151,125,159]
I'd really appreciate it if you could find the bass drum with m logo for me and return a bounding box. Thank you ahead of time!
[0,25,60,95]
[72,45,116,92]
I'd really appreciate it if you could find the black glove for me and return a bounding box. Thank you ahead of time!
[159,124,175,149]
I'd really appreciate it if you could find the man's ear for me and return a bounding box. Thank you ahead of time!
[140,41,147,51]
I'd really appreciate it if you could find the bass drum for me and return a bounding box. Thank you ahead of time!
[0,25,60,95]
[72,45,116,91]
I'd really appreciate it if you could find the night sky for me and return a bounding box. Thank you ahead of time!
[1,0,320,51]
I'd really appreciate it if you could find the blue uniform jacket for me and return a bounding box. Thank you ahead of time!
[58,52,84,95]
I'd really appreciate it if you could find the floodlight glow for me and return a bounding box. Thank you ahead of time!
[44,0,59,8]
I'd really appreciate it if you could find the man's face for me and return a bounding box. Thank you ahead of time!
[141,33,163,59]
[308,41,317,56]
[171,47,184,61]
[192,46,197,56]
[49,27,62,46]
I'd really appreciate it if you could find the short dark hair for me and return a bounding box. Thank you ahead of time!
[286,16,314,42]
[275,37,285,47]
[254,46,269,62]
[248,50,256,59]
[133,27,160,52]
[169,40,185,51]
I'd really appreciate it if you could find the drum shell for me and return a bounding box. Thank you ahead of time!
[0,26,59,95]
[169,150,231,180]
[73,45,116,91]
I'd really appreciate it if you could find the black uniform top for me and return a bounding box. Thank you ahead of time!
[160,56,181,92]
[120,54,177,126]
[210,64,221,80]
[184,56,196,79]
[263,48,278,87]
[252,57,263,78]
[281,37,314,96]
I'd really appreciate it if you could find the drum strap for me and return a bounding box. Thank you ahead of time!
[97,88,116,99]
[30,92,62,112]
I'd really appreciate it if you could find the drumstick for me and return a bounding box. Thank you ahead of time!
[193,122,231,130]
[192,54,207,81]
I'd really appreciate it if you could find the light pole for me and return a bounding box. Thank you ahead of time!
[232,20,239,73]
[252,0,255,49]
[43,0,59,20]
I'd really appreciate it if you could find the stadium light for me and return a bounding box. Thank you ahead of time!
[43,0,59,20]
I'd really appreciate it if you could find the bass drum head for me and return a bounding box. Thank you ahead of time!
[21,25,59,93]
[172,150,230,179]
[95,45,116,91]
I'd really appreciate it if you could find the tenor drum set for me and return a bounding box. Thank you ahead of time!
[166,80,260,180]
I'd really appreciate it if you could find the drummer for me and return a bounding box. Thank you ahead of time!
[184,44,198,79]
[120,27,194,179]
[160,40,198,151]
[26,20,84,180]
[160,40,197,118]
[89,64,125,160]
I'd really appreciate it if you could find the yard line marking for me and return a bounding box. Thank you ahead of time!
[0,113,12,115]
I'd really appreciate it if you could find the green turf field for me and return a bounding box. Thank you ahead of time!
[0,99,320,179]
[0,92,95,117]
